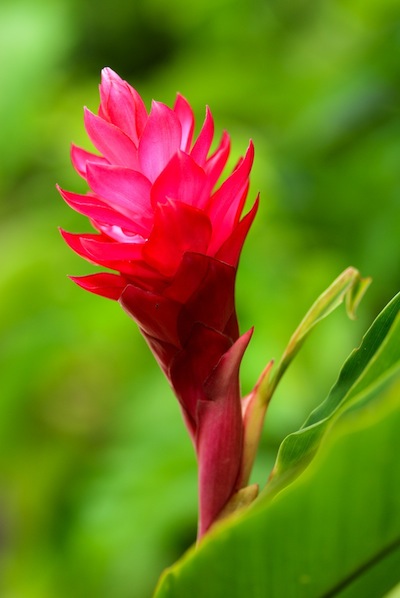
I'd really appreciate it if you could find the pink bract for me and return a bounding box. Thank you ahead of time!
[58,67,259,538]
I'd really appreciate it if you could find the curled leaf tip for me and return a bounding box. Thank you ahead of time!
[257,267,372,417]
[345,274,372,320]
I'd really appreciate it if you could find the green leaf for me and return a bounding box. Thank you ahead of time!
[271,291,400,483]
[154,373,400,597]
[239,268,371,487]
[154,293,400,598]
[262,267,371,401]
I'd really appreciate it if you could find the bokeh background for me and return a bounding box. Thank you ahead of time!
[1,0,399,596]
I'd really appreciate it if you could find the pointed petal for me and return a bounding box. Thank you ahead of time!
[70,273,127,300]
[143,200,212,277]
[70,144,109,179]
[204,131,231,191]
[191,106,214,166]
[99,67,148,144]
[89,220,145,243]
[57,186,138,232]
[173,93,195,152]
[80,237,143,261]
[207,142,254,252]
[138,101,182,182]
[128,88,148,140]
[196,328,253,538]
[215,196,259,267]
[151,151,208,209]
[84,108,139,169]
[210,142,254,220]
[61,230,143,277]
[86,162,153,232]
[60,229,106,265]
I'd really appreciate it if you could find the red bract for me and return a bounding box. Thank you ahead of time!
[58,68,259,538]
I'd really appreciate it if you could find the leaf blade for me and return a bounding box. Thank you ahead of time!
[272,292,400,480]
[154,370,400,598]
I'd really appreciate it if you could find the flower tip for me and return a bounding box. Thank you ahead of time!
[149,99,171,116]
[83,106,91,123]
[247,139,255,157]
[58,227,70,241]
[244,326,255,345]
[68,275,86,290]
[101,66,118,81]
[149,99,161,114]
[55,184,68,201]
[55,184,67,200]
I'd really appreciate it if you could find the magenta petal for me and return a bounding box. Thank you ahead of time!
[207,142,254,252]
[143,200,212,277]
[86,162,153,230]
[204,131,231,192]
[61,229,143,276]
[60,229,105,264]
[209,142,254,221]
[70,144,109,179]
[173,93,195,152]
[216,196,259,268]
[99,67,148,144]
[128,89,148,140]
[84,108,139,169]
[138,101,182,182]
[99,68,148,140]
[119,284,182,347]
[57,186,138,232]
[196,327,253,538]
[80,237,143,261]
[191,106,214,166]
[151,151,208,209]
[70,273,127,300]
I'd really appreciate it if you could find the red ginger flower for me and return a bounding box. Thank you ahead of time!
[58,68,259,538]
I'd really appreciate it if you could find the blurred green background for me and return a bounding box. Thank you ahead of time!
[0,0,399,596]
